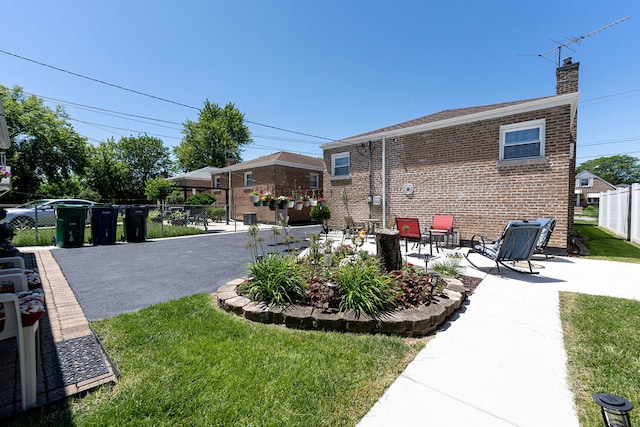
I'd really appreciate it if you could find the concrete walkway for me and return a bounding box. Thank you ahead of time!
[358,251,640,427]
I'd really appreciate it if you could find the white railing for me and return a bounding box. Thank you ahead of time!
[598,184,640,244]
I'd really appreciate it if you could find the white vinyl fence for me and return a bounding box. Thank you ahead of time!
[599,183,640,244]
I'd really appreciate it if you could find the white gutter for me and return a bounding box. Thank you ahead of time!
[381,136,386,228]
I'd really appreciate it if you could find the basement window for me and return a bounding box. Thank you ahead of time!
[499,119,545,161]
[331,152,350,178]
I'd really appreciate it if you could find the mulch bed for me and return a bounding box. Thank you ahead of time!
[459,275,483,295]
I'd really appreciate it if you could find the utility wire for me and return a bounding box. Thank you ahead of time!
[0,49,334,141]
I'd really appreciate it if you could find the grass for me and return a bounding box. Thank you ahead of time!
[9,295,423,426]
[574,219,640,263]
[11,222,203,247]
[560,292,640,427]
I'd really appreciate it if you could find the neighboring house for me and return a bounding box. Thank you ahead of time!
[320,58,581,253]
[169,166,221,200]
[574,170,616,207]
[213,151,324,224]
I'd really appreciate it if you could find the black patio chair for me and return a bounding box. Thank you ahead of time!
[465,220,543,274]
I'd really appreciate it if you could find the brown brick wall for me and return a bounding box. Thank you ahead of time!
[224,165,323,223]
[324,105,574,251]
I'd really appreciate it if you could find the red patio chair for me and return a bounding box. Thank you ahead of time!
[396,217,430,256]
[427,215,454,252]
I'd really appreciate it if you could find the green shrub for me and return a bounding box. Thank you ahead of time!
[582,205,599,218]
[430,257,463,278]
[208,207,226,221]
[185,193,216,205]
[241,254,306,306]
[333,258,395,317]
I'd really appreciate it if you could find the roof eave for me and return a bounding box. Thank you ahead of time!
[321,92,580,150]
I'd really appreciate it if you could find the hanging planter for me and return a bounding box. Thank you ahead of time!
[249,194,260,203]
[287,200,295,208]
[294,202,304,211]
[253,201,261,206]
[309,199,318,207]
[303,200,310,207]
[269,199,277,210]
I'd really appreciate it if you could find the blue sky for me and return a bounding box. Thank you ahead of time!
[1,1,638,167]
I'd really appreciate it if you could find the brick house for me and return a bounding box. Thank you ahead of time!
[574,170,616,207]
[213,151,324,224]
[320,59,581,253]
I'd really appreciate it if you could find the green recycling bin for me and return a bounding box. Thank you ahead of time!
[55,204,89,248]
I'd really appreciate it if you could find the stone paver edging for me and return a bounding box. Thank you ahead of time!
[217,278,467,337]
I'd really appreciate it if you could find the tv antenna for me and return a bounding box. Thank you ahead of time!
[532,16,630,66]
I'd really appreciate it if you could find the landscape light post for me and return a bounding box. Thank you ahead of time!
[592,393,633,427]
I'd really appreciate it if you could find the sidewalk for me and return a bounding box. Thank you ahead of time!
[358,251,640,426]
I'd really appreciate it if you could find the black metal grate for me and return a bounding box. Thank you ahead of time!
[54,335,109,386]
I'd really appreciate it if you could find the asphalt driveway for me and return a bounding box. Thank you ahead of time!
[52,225,321,320]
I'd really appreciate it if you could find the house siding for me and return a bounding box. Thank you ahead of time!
[323,104,575,251]
[220,164,324,224]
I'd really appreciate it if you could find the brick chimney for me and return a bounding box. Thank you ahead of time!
[556,57,580,95]
[226,158,236,166]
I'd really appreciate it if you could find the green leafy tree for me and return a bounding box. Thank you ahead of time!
[86,135,171,202]
[577,155,640,185]
[118,135,171,196]
[174,101,252,171]
[145,178,176,204]
[1,85,89,201]
[85,138,132,202]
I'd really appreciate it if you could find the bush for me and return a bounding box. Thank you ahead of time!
[333,258,395,316]
[582,205,599,218]
[185,193,216,205]
[241,254,306,306]
[208,207,226,221]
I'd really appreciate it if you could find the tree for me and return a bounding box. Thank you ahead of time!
[174,101,252,171]
[1,85,89,201]
[144,178,176,204]
[576,155,640,185]
[85,135,171,202]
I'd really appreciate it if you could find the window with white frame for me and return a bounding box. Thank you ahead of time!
[309,173,319,189]
[214,175,221,189]
[243,172,253,188]
[331,152,350,178]
[499,119,545,161]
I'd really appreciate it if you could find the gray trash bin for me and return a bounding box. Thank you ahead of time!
[243,212,257,225]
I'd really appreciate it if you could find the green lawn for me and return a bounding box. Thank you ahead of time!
[574,219,640,263]
[9,295,423,426]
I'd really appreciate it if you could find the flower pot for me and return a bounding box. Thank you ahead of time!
[309,199,318,206]
[249,194,260,203]
[278,201,287,210]
[294,203,304,211]
[262,200,269,206]
[269,200,277,210]
[253,201,261,206]
[319,201,327,207]
[303,200,310,207]
[287,201,295,208]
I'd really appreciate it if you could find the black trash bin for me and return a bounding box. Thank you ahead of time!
[55,204,89,248]
[91,205,119,245]
[123,206,148,243]
[243,212,257,225]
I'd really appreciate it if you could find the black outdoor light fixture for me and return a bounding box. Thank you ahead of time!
[592,393,633,427]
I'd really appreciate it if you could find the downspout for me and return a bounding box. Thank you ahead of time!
[382,136,386,228]
[227,168,231,225]
[368,141,373,219]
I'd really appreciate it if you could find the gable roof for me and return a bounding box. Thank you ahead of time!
[576,170,616,188]
[224,151,324,172]
[321,92,579,149]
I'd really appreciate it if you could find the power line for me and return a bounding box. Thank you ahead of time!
[0,49,335,141]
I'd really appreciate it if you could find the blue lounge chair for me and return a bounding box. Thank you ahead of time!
[533,218,556,258]
[465,221,543,274]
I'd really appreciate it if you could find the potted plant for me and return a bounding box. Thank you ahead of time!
[261,191,271,206]
[310,204,331,234]
[249,190,260,204]
[294,199,304,211]
[317,197,327,207]
[286,197,295,209]
[277,195,289,210]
